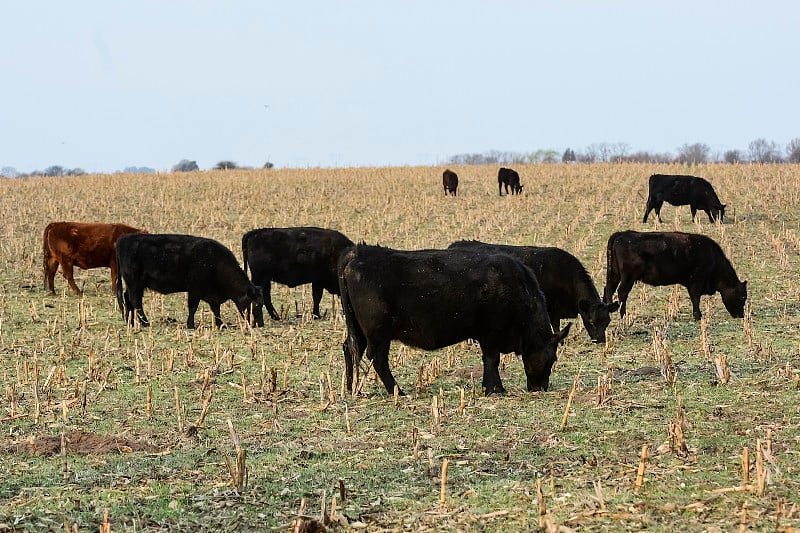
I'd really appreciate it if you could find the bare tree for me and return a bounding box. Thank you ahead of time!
[748,138,783,163]
[172,159,199,172]
[0,166,18,178]
[786,138,800,163]
[214,161,237,170]
[723,150,743,164]
[676,143,711,165]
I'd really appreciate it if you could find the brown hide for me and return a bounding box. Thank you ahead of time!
[43,221,146,295]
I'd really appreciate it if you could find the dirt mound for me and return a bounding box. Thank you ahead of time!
[14,431,159,456]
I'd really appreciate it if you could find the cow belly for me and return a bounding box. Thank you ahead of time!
[74,253,111,270]
[391,316,473,351]
[141,275,189,295]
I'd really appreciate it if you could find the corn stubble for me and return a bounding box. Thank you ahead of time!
[0,164,798,530]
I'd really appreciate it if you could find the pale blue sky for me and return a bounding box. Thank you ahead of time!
[1,1,798,172]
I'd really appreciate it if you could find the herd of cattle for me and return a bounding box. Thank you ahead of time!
[41,173,746,395]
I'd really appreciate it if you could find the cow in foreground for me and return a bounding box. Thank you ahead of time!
[338,244,570,395]
[242,227,354,325]
[43,221,146,295]
[442,169,459,196]
[643,174,726,223]
[116,233,262,328]
[498,167,523,195]
[603,231,747,321]
[449,240,619,343]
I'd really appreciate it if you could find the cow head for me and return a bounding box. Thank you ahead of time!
[236,284,263,314]
[720,280,747,318]
[578,300,620,343]
[711,203,726,223]
[523,323,571,392]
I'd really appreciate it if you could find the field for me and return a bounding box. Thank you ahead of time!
[0,163,798,532]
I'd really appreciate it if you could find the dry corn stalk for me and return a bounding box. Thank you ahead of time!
[713,353,731,384]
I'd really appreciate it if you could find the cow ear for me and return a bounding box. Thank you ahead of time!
[553,323,571,344]
[608,301,620,312]
[741,280,747,289]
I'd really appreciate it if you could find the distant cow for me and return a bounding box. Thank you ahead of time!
[643,174,726,223]
[242,227,354,325]
[338,244,570,395]
[449,240,619,343]
[603,231,747,321]
[442,169,458,196]
[43,221,146,295]
[116,234,262,329]
[498,167,523,195]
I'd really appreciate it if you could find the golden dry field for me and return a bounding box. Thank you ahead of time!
[0,163,799,531]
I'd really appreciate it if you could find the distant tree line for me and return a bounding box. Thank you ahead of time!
[449,138,800,165]
[3,139,799,179]
[1,159,275,178]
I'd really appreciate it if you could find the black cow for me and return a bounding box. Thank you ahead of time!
[643,174,726,223]
[242,227,354,325]
[603,231,747,321]
[115,234,262,329]
[442,169,458,196]
[449,240,619,343]
[498,167,523,195]
[338,244,570,396]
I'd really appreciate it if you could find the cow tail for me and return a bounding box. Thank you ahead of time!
[241,232,250,277]
[337,250,364,387]
[604,233,620,303]
[115,242,126,319]
[42,223,53,285]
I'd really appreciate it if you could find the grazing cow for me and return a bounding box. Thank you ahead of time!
[603,231,747,321]
[43,221,146,295]
[449,240,619,343]
[242,227,354,325]
[338,244,570,396]
[116,234,262,329]
[643,174,726,223]
[498,167,523,195]
[442,169,459,196]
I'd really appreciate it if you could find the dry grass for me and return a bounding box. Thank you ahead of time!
[0,163,799,531]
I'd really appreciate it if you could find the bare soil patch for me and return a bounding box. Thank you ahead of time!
[9,431,159,456]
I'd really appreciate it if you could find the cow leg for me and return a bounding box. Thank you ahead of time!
[706,210,715,223]
[688,287,703,320]
[690,206,698,221]
[642,201,653,223]
[311,283,324,319]
[616,278,636,319]
[603,269,620,305]
[209,302,223,328]
[60,260,83,295]
[479,346,505,395]
[45,257,59,294]
[342,332,366,394]
[263,282,280,320]
[109,260,118,295]
[645,197,664,223]
[128,285,149,327]
[367,338,403,395]
[250,285,266,327]
[186,293,200,329]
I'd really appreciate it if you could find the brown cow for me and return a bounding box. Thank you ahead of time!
[442,169,458,196]
[43,221,146,295]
